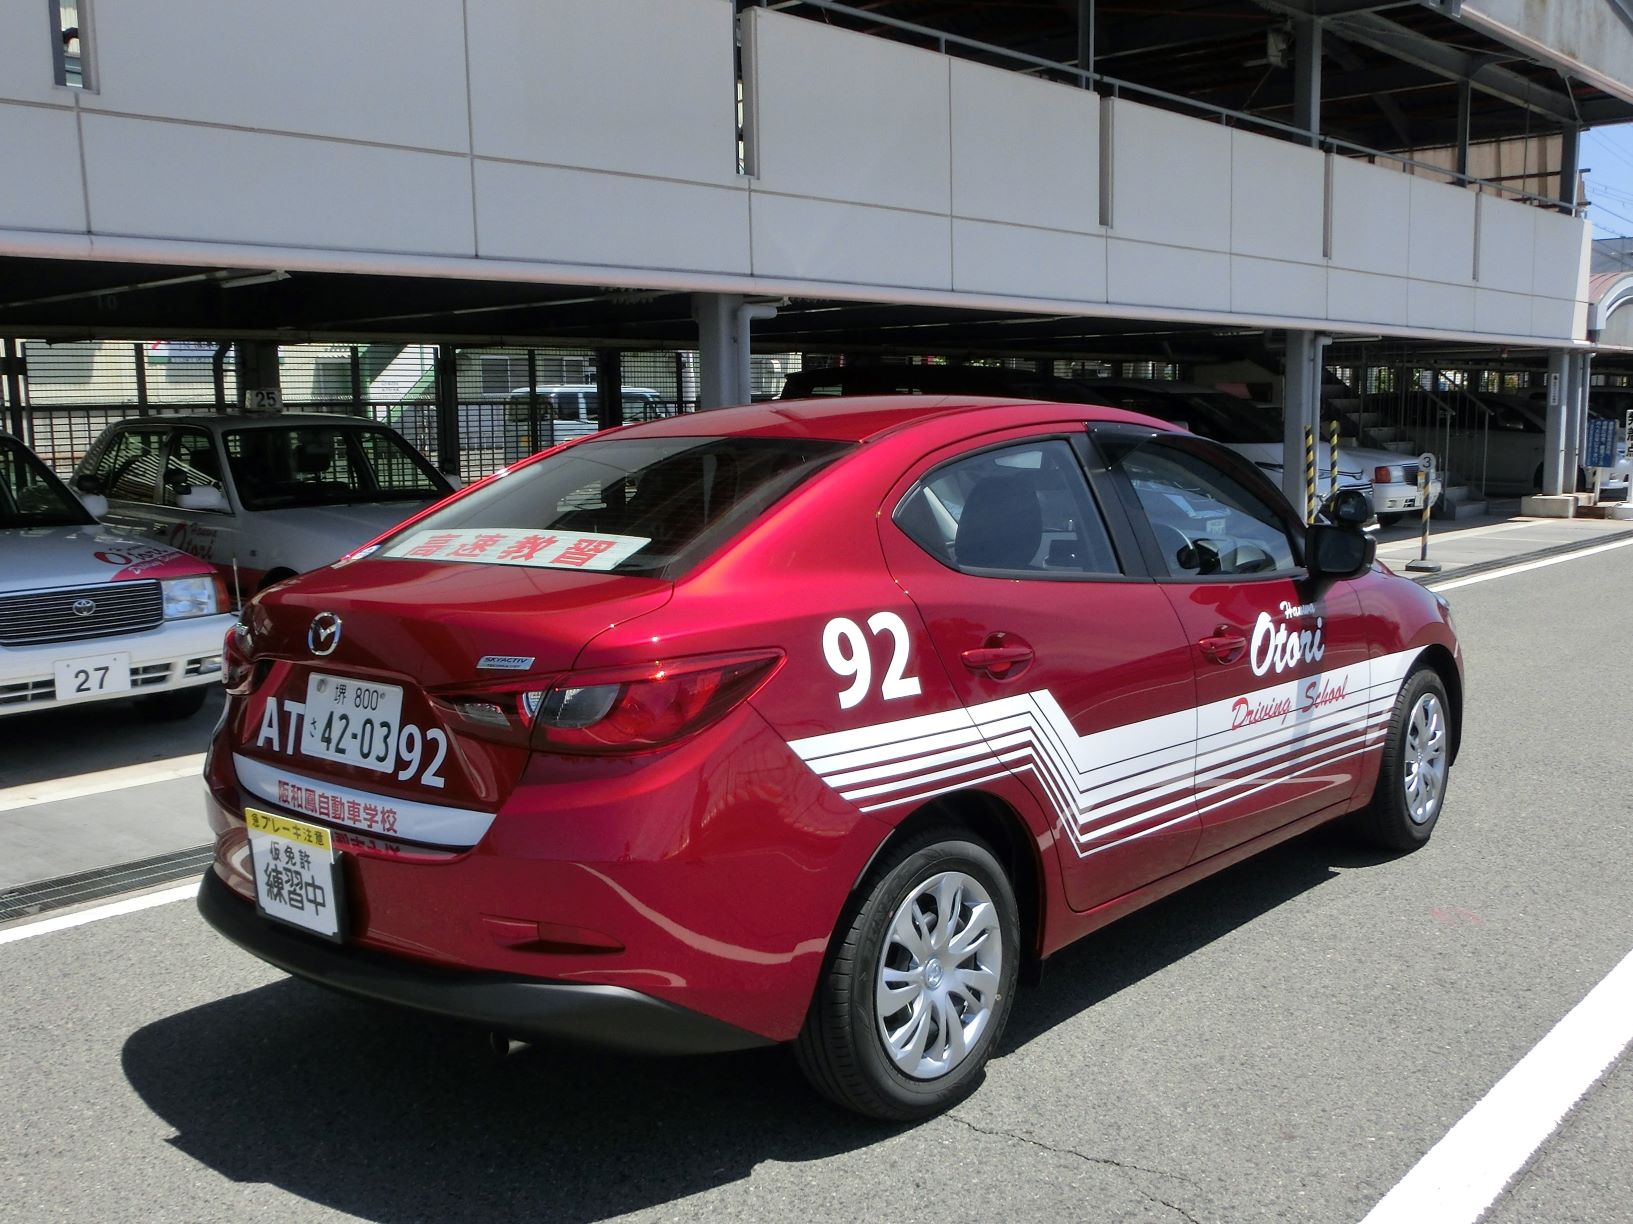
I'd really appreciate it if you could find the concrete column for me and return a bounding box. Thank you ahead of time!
[1455,81,1472,179]
[1282,330,1325,518]
[233,341,281,409]
[1540,350,1569,496]
[594,349,623,431]
[1293,17,1322,148]
[1564,351,1588,485]
[1559,125,1581,212]
[434,344,461,479]
[692,293,743,410]
[3,339,25,438]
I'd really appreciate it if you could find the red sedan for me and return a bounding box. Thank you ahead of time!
[199,395,1462,1119]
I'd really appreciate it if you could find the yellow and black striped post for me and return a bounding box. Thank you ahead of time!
[1328,417,1340,501]
[1304,426,1317,523]
[1405,452,1440,574]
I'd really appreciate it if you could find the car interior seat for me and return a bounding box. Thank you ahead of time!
[954,474,1044,570]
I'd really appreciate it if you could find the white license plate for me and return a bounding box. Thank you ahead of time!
[245,807,344,941]
[299,673,403,773]
[52,652,132,701]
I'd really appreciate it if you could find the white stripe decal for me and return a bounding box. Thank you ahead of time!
[789,647,1422,858]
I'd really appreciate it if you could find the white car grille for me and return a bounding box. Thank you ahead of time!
[0,581,164,647]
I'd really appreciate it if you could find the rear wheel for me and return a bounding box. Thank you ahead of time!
[1358,668,1452,852]
[795,833,1019,1121]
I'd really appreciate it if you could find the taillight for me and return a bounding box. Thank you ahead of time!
[534,650,783,754]
[223,622,254,695]
[431,650,783,754]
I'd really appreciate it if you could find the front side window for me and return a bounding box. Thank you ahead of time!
[91,427,169,504]
[224,425,448,510]
[388,435,850,576]
[1112,439,1298,578]
[0,438,92,527]
[163,428,226,508]
[895,439,1120,577]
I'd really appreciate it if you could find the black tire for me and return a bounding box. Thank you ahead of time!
[1357,668,1452,852]
[137,686,209,720]
[794,832,1019,1121]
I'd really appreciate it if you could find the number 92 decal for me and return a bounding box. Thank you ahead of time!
[822,612,922,710]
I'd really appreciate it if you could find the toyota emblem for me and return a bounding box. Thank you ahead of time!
[71,598,97,618]
[307,612,343,656]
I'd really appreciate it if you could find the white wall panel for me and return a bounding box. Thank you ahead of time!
[469,0,737,185]
[1230,130,1324,263]
[1408,176,1476,286]
[476,162,749,273]
[1106,100,1232,252]
[752,195,951,289]
[1475,194,1536,294]
[949,61,1098,232]
[1407,279,1475,332]
[1474,288,1534,335]
[745,10,950,215]
[1328,269,1409,324]
[1329,158,1410,276]
[1532,207,1591,303]
[0,105,86,233]
[0,4,62,103]
[952,220,1105,301]
[1230,256,1325,318]
[1531,296,1579,339]
[82,116,474,256]
[1106,239,1231,312]
[89,1,470,151]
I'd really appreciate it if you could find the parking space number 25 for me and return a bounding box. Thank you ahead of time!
[822,613,922,709]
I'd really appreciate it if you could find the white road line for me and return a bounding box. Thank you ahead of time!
[1362,945,1633,1224]
[1428,535,1633,591]
[0,882,198,946]
[0,754,205,813]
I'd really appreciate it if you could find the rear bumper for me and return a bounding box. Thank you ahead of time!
[197,868,774,1056]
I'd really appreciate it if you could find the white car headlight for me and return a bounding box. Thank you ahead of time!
[161,576,220,619]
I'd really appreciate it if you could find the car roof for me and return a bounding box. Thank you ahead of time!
[101,412,389,432]
[607,394,1164,445]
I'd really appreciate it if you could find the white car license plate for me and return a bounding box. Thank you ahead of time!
[52,652,132,701]
[300,673,403,773]
[245,807,344,941]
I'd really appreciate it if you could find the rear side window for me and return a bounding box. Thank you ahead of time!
[390,435,850,576]
[895,439,1119,576]
[224,425,446,509]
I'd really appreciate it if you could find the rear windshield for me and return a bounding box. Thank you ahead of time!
[225,425,450,510]
[383,435,850,577]
[0,438,93,528]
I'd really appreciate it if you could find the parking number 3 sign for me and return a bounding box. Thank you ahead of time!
[823,612,922,709]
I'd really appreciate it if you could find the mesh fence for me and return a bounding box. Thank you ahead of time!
[5,340,805,482]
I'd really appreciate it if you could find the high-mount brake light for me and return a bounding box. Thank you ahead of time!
[533,650,784,754]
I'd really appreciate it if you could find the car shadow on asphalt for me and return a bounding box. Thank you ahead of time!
[0,688,222,790]
[119,824,1400,1222]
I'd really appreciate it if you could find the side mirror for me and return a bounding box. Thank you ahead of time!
[75,473,105,495]
[176,486,229,512]
[1307,523,1376,579]
[1322,487,1373,528]
[78,492,108,519]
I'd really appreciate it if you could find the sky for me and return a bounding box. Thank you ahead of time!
[1580,126,1633,243]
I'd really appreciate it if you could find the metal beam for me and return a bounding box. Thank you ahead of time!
[1325,11,1578,125]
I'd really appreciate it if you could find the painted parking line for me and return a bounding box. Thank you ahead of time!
[0,881,198,946]
[1428,534,1633,592]
[1362,945,1633,1224]
[0,754,205,813]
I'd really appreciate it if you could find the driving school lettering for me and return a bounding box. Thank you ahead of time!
[1249,601,1326,678]
[1232,676,1348,729]
[384,527,649,572]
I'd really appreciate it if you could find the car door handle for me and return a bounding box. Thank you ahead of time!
[1198,628,1247,665]
[961,636,1034,680]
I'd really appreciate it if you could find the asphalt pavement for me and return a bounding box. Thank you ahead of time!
[2,513,1632,1223]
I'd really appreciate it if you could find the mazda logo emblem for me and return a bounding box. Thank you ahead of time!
[71,598,96,618]
[307,612,343,656]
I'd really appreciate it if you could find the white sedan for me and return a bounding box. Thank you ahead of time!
[1,431,234,719]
